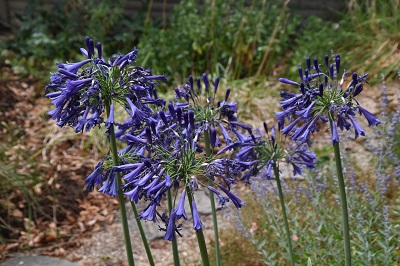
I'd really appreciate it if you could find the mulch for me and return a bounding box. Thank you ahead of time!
[0,67,119,263]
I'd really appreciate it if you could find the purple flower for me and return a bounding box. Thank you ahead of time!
[357,105,380,126]
[347,115,365,139]
[279,78,300,86]
[85,162,104,191]
[56,59,91,74]
[98,173,119,196]
[121,134,148,145]
[136,167,161,187]
[138,203,158,222]
[191,199,204,231]
[147,180,166,196]
[265,160,274,179]
[106,104,114,128]
[236,122,316,183]
[331,119,340,144]
[292,163,303,176]
[164,210,177,241]
[175,189,188,220]
[123,162,146,182]
[219,123,232,144]
[207,186,230,207]
[124,186,140,203]
[276,54,379,144]
[210,129,217,148]
[218,185,245,209]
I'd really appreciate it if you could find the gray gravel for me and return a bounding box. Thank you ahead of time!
[0,255,80,266]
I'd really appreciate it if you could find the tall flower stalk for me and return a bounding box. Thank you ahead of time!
[197,75,221,266]
[272,163,294,266]
[330,117,351,266]
[236,122,316,265]
[106,103,135,266]
[112,74,250,265]
[276,54,380,266]
[167,190,180,265]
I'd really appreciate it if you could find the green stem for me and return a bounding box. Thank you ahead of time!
[106,105,135,266]
[328,115,351,266]
[204,130,221,266]
[186,187,210,266]
[272,164,295,266]
[167,190,180,266]
[129,202,155,266]
[333,141,352,266]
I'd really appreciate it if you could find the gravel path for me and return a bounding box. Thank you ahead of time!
[74,190,234,266]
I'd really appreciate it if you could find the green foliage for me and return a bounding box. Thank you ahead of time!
[1,0,145,77]
[138,0,299,83]
[208,219,264,265]
[0,122,42,240]
[0,122,41,194]
[229,166,399,265]
[286,0,400,83]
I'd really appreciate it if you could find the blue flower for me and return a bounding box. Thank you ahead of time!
[218,185,245,209]
[191,199,204,231]
[85,161,105,191]
[124,186,140,203]
[330,118,340,144]
[276,54,380,144]
[56,59,91,74]
[235,123,316,182]
[46,37,165,134]
[279,78,300,86]
[164,210,177,241]
[357,105,380,126]
[138,203,158,222]
[175,189,188,220]
[207,186,230,207]
[98,172,119,196]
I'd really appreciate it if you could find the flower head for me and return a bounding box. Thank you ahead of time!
[236,122,316,183]
[110,75,251,240]
[46,36,166,133]
[276,54,380,144]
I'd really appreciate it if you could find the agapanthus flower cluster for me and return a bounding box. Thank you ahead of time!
[45,36,166,133]
[276,55,380,144]
[234,122,316,183]
[76,68,251,240]
[173,73,243,146]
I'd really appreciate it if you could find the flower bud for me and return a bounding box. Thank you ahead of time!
[197,78,201,92]
[189,75,194,90]
[210,129,217,148]
[330,64,334,79]
[298,67,303,80]
[324,54,329,67]
[203,73,209,92]
[176,107,182,124]
[335,54,340,74]
[314,58,319,73]
[263,122,269,134]
[306,56,311,70]
[214,77,220,94]
[225,88,231,101]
